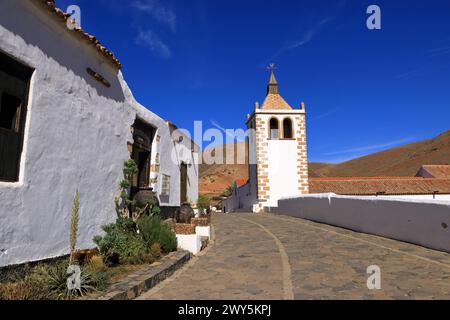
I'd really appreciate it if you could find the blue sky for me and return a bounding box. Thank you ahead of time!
[56,0,450,163]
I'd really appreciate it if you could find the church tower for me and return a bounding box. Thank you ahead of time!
[246,65,309,211]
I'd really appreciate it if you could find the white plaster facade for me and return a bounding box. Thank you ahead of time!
[167,124,200,206]
[0,0,198,267]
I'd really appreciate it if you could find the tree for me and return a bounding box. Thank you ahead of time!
[197,194,211,212]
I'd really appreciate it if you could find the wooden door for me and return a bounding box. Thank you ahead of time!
[137,150,150,189]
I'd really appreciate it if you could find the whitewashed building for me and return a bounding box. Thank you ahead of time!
[0,0,198,267]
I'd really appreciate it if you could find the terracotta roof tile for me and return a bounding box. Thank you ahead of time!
[261,93,293,110]
[35,0,121,69]
[309,177,450,195]
[418,165,450,179]
[235,179,249,188]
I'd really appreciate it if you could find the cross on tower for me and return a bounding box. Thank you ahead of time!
[267,63,277,73]
[266,64,278,94]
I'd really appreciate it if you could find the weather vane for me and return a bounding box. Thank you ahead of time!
[267,63,277,72]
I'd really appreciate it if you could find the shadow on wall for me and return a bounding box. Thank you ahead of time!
[0,0,125,102]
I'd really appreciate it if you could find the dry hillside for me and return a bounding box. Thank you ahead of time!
[199,130,450,198]
[199,142,248,199]
[311,130,450,177]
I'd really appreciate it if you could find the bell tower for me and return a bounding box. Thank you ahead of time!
[246,65,309,211]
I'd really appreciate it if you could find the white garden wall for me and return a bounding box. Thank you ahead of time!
[275,193,450,253]
[222,183,257,213]
[381,194,450,201]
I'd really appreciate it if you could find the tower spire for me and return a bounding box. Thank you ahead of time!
[267,63,279,94]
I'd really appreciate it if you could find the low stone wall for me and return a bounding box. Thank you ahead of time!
[274,194,450,253]
[192,217,210,227]
[174,216,211,255]
[174,223,196,235]
[97,250,191,300]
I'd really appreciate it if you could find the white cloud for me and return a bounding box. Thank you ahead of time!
[132,0,177,33]
[310,107,341,122]
[323,137,415,156]
[268,17,332,61]
[135,30,172,59]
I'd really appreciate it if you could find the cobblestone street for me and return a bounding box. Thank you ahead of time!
[138,213,450,300]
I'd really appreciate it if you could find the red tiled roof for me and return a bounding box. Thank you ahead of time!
[235,179,249,188]
[35,0,121,68]
[312,177,421,181]
[261,93,293,110]
[417,165,450,179]
[309,177,450,195]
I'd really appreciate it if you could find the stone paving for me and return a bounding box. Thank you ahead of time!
[138,213,450,300]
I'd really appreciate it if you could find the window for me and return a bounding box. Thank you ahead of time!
[269,118,279,139]
[0,51,33,182]
[283,118,293,139]
[0,93,22,132]
[161,174,170,196]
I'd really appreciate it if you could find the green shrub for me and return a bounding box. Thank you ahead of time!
[159,224,177,253]
[115,160,138,219]
[136,215,160,244]
[93,218,150,265]
[137,216,177,253]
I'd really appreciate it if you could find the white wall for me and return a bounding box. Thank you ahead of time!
[222,190,239,213]
[267,140,299,206]
[0,0,195,267]
[275,193,450,253]
[381,194,450,201]
[222,183,257,213]
[167,127,199,206]
[247,119,258,206]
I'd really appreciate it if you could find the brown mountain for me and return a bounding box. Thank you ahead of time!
[199,130,450,198]
[311,130,450,177]
[199,142,248,200]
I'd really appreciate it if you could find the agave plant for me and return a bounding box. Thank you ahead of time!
[47,261,94,299]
